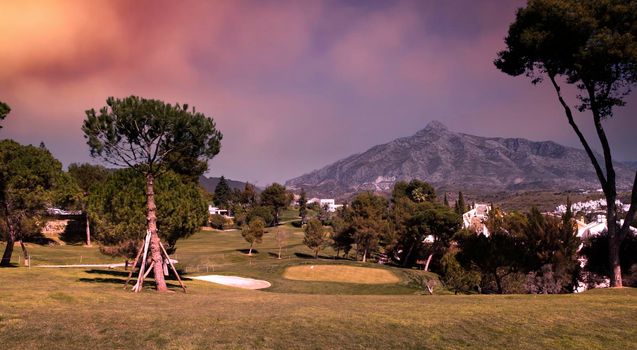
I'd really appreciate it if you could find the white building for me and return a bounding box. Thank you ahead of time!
[208,205,228,216]
[462,203,491,237]
[319,199,343,212]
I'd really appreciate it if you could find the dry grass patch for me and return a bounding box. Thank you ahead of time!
[283,265,401,284]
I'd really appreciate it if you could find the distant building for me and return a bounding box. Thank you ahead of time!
[462,203,491,237]
[208,205,228,216]
[318,199,343,213]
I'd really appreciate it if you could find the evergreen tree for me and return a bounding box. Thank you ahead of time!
[304,218,328,258]
[455,191,466,215]
[82,96,222,291]
[1,140,67,266]
[260,183,289,225]
[299,188,307,224]
[214,176,231,209]
[495,0,637,287]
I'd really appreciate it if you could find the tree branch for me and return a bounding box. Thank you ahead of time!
[585,81,616,196]
[548,74,608,192]
[620,171,637,241]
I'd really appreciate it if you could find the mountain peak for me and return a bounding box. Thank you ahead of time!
[415,120,449,136]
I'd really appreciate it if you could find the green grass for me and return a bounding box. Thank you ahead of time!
[1,230,636,349]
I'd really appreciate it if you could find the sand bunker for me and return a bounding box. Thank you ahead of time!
[191,275,271,289]
[283,265,400,284]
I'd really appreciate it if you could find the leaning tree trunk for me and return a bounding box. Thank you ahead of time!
[18,240,29,267]
[0,228,15,267]
[146,173,167,292]
[423,253,433,272]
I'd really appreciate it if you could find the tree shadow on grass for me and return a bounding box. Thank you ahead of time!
[79,269,192,287]
[236,249,259,255]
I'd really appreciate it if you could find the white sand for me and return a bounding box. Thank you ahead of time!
[191,275,271,289]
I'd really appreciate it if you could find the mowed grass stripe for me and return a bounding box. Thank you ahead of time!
[283,265,401,284]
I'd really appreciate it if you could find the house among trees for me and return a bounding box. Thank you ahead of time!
[208,205,229,217]
[462,203,491,236]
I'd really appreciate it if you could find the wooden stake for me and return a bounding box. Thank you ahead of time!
[134,231,152,292]
[159,242,187,293]
[124,240,145,289]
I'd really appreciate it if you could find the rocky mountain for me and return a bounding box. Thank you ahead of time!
[286,121,635,199]
[199,176,252,194]
[624,161,637,171]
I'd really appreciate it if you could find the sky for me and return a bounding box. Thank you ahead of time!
[1,0,635,186]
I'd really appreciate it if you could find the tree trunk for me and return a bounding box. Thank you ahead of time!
[494,271,503,294]
[402,241,416,267]
[19,240,29,266]
[606,196,623,287]
[362,248,367,262]
[85,212,91,247]
[146,173,167,292]
[249,242,253,256]
[423,253,433,272]
[1,206,16,267]
[315,249,319,259]
[1,237,14,267]
[278,245,282,259]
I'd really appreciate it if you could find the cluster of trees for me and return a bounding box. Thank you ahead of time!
[318,180,611,294]
[1,96,223,292]
[212,178,292,230]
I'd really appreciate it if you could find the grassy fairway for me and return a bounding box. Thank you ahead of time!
[1,230,636,349]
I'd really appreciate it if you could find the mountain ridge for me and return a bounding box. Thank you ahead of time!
[286,121,635,199]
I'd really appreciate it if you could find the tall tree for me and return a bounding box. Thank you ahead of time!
[304,218,328,258]
[0,101,10,129]
[239,182,258,207]
[241,217,265,255]
[495,0,637,287]
[0,140,65,266]
[298,188,307,225]
[214,176,231,209]
[350,192,389,262]
[68,163,110,246]
[82,96,222,291]
[260,183,289,225]
[454,191,466,216]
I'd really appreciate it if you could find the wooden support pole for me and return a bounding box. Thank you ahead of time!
[124,240,145,289]
[133,231,152,293]
[159,241,187,293]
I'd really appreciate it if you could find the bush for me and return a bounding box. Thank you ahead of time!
[209,214,226,230]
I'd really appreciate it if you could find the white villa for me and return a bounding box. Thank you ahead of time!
[307,198,343,213]
[462,203,491,236]
[208,205,229,216]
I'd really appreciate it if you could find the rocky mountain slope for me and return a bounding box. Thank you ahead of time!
[286,121,635,198]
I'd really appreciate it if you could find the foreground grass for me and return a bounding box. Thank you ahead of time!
[0,268,635,349]
[1,230,636,349]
